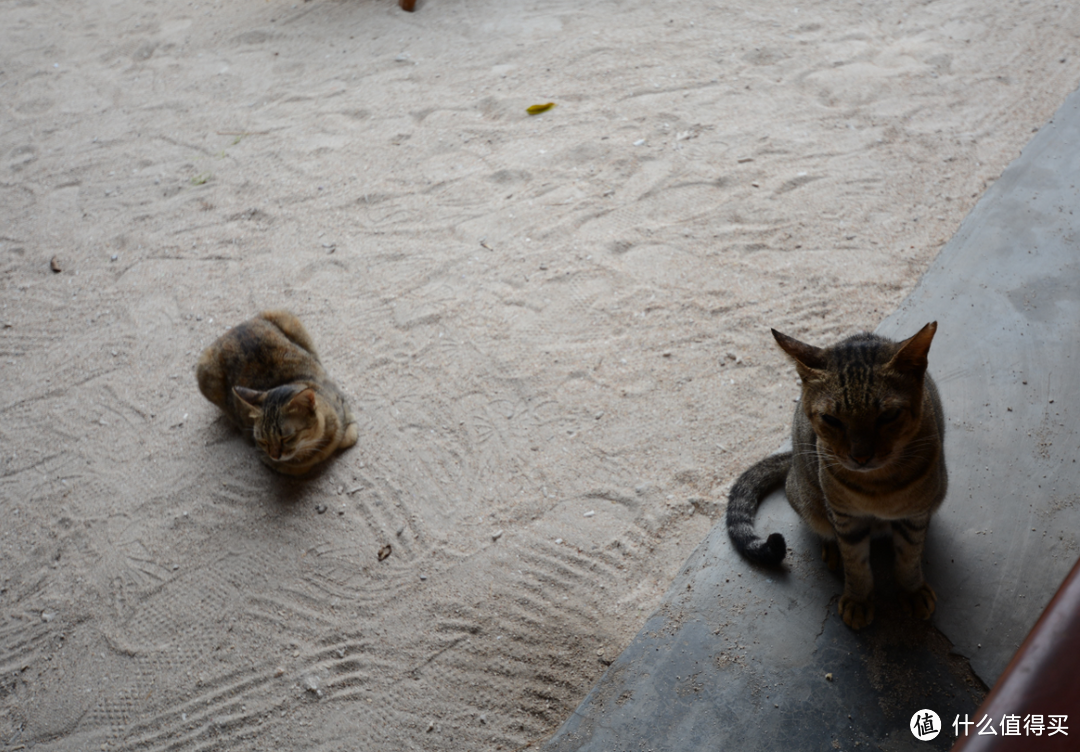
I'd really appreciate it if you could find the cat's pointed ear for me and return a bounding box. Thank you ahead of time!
[233,386,265,419]
[890,321,937,373]
[772,329,828,371]
[286,388,316,415]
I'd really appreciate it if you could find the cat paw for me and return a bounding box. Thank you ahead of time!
[900,582,937,620]
[271,460,315,476]
[838,595,875,630]
[821,541,841,572]
[340,422,359,449]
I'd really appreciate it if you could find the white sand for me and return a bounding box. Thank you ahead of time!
[2,0,1078,748]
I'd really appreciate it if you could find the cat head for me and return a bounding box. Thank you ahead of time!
[232,385,324,463]
[772,322,937,472]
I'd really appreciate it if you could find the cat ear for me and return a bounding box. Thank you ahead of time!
[232,386,265,419]
[286,388,316,415]
[890,321,937,373]
[771,329,828,371]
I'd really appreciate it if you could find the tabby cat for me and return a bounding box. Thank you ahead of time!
[196,310,359,475]
[726,322,947,629]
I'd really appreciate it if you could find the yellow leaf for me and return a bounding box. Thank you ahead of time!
[527,102,556,115]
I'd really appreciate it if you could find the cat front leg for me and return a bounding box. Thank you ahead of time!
[892,516,936,619]
[336,397,359,450]
[832,513,875,629]
[340,421,359,449]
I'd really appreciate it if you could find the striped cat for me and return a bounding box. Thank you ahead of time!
[726,323,947,629]
[196,310,358,475]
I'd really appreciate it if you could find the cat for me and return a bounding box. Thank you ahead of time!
[725,322,947,630]
[196,310,359,475]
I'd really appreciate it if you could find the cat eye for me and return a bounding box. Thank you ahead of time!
[877,409,901,425]
[820,414,843,428]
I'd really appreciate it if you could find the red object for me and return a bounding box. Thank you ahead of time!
[399,0,416,11]
[950,556,1080,750]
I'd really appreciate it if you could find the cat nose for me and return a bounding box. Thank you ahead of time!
[850,452,872,466]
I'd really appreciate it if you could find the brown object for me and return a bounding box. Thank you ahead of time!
[378,544,392,562]
[950,555,1080,751]
[399,0,415,12]
[49,255,62,273]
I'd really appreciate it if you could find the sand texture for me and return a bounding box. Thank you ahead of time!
[2,0,1079,749]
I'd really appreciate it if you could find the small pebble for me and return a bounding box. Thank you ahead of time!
[316,504,327,514]
[825,673,833,682]
[583,510,595,517]
[492,529,504,541]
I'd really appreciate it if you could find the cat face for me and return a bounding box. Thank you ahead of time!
[803,385,921,471]
[773,323,936,473]
[234,386,323,464]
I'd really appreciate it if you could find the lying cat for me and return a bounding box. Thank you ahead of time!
[726,323,947,629]
[196,310,358,475]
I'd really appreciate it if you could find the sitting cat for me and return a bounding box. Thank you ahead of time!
[196,310,359,475]
[726,322,947,629]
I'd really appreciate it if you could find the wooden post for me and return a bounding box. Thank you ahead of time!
[950,555,1080,750]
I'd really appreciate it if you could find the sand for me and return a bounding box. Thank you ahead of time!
[2,0,1078,749]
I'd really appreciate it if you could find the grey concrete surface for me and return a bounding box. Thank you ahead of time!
[543,85,1080,752]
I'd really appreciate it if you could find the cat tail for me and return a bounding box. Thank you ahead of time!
[726,451,791,566]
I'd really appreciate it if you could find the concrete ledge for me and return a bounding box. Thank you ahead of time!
[544,84,1080,752]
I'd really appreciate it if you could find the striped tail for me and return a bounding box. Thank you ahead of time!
[725,451,791,566]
